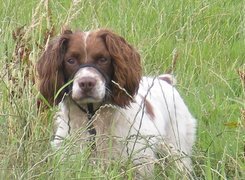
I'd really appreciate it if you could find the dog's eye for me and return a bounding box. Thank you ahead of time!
[97,57,108,64]
[67,58,76,64]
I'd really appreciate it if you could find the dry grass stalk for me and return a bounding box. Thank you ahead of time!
[166,48,179,74]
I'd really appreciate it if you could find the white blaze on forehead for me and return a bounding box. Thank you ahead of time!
[83,31,90,44]
[83,31,90,63]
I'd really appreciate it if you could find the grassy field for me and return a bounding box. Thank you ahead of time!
[0,0,244,179]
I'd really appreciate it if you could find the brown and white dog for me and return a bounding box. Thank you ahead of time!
[37,29,196,175]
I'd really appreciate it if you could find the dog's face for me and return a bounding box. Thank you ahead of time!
[37,29,141,107]
[62,31,113,104]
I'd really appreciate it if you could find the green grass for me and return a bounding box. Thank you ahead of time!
[0,0,244,179]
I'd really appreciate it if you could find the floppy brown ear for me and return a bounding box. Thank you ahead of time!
[36,31,72,105]
[99,29,142,107]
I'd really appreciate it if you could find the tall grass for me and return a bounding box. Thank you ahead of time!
[0,0,244,179]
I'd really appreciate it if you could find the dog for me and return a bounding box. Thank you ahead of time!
[37,28,196,177]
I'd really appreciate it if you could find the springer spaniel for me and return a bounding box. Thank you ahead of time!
[37,29,196,176]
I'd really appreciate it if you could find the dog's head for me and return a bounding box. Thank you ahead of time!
[37,29,141,107]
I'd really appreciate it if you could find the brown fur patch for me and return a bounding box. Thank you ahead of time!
[159,76,172,85]
[140,95,155,120]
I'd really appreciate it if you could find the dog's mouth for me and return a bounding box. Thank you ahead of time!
[72,95,103,104]
[71,82,106,104]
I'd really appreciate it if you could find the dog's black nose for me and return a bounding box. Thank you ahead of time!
[79,77,96,92]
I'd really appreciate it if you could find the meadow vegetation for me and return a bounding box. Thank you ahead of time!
[0,0,244,179]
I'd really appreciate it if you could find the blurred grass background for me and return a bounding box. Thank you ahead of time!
[0,0,244,179]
